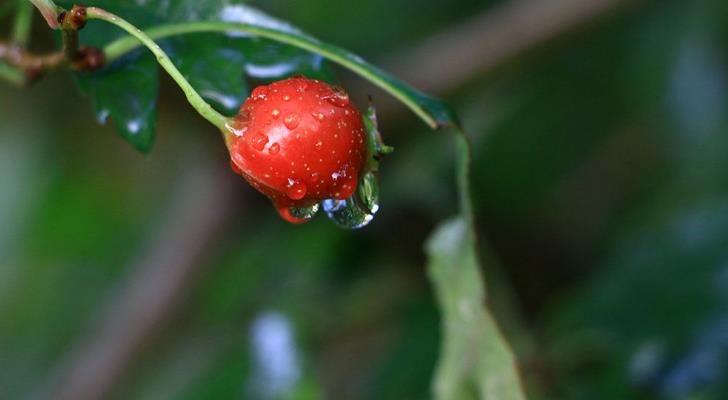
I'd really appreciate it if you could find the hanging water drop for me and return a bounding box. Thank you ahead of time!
[358,172,380,214]
[276,203,319,224]
[322,172,380,229]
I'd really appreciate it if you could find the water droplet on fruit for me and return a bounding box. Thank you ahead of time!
[322,172,379,229]
[269,142,280,155]
[324,88,350,107]
[251,86,268,101]
[286,179,307,200]
[284,113,301,130]
[251,133,268,151]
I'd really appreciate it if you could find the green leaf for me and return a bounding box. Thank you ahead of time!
[165,34,249,115]
[77,52,159,153]
[425,132,526,400]
[103,14,459,130]
[238,38,333,84]
[58,0,332,151]
[165,35,332,115]
[57,0,173,152]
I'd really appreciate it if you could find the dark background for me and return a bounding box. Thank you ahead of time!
[2,0,728,399]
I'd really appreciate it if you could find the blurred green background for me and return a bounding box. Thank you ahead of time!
[3,0,728,399]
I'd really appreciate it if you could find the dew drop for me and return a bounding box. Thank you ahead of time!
[284,113,301,130]
[231,125,248,137]
[324,88,350,107]
[322,172,379,229]
[358,172,380,214]
[286,179,307,200]
[251,86,268,101]
[322,197,373,229]
[251,133,268,151]
[269,142,280,155]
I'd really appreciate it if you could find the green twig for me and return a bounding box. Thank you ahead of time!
[102,21,442,129]
[85,7,230,137]
[12,1,33,46]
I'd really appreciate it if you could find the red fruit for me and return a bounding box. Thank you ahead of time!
[228,77,367,224]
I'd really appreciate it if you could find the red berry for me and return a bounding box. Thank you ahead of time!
[228,77,367,224]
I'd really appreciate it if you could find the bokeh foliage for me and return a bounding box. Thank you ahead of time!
[3,0,728,399]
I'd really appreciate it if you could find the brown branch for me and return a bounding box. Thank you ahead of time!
[41,160,238,400]
[398,0,634,92]
[0,41,64,80]
[0,5,102,85]
[356,0,635,115]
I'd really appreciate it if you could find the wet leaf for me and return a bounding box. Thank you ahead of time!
[58,0,329,152]
[59,0,455,152]
[76,52,158,153]
[165,34,249,115]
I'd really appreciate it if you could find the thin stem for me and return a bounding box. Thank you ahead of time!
[85,7,229,136]
[12,0,34,46]
[0,40,65,71]
[27,0,62,29]
[62,28,79,60]
[103,22,440,129]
